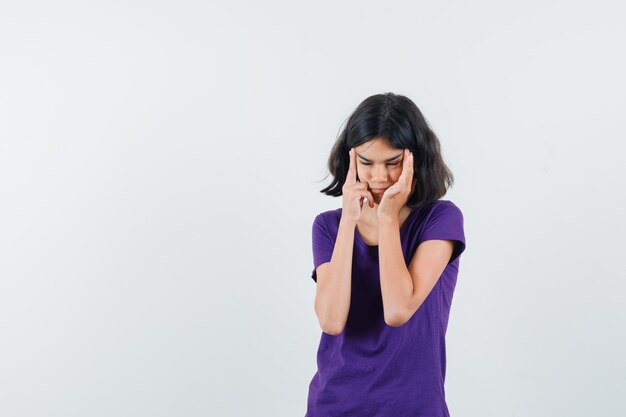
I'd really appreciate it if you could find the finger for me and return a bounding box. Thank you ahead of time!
[362,195,375,208]
[358,190,376,207]
[383,185,401,198]
[350,148,361,182]
[404,149,414,189]
[346,148,357,185]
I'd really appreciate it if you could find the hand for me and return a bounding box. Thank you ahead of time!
[377,149,415,221]
[342,148,375,223]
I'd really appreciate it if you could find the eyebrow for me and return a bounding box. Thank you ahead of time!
[356,152,404,163]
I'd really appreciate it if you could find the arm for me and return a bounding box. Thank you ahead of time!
[378,216,454,327]
[377,216,413,326]
[314,216,357,335]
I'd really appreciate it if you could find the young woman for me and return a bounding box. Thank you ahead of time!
[306,92,467,416]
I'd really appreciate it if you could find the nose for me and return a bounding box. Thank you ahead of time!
[371,164,389,182]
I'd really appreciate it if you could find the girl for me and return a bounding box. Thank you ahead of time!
[306,92,466,417]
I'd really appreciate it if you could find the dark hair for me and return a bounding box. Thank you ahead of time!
[319,92,455,209]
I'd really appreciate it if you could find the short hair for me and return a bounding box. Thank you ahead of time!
[319,92,455,209]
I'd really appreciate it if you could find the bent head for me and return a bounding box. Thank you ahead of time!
[354,137,405,205]
[320,92,455,208]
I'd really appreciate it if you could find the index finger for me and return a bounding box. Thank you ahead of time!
[346,148,357,185]
[403,149,414,186]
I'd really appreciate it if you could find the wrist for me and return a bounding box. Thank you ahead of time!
[378,215,399,229]
[339,216,358,230]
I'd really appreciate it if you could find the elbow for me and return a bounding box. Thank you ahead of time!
[385,298,422,327]
[319,320,345,336]
[323,326,345,336]
[384,315,408,328]
[315,303,346,335]
[384,308,411,327]
[314,292,347,336]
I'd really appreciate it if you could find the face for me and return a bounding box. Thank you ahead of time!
[354,137,405,204]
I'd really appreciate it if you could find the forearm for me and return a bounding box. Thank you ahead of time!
[378,216,413,326]
[314,216,356,334]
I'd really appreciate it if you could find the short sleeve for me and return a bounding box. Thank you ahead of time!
[420,202,466,265]
[311,214,335,282]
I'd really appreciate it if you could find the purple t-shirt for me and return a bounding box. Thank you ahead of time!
[306,199,466,417]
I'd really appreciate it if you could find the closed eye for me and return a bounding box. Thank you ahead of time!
[361,162,400,166]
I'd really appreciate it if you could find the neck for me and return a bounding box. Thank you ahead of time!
[361,200,410,225]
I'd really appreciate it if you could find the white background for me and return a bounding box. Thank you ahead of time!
[1,1,625,416]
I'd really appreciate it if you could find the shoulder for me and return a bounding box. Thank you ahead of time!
[417,199,465,239]
[416,199,467,262]
[423,199,464,220]
[312,208,343,236]
[419,199,466,242]
[312,208,343,226]
[429,199,462,211]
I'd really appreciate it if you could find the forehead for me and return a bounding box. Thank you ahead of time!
[355,138,403,161]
